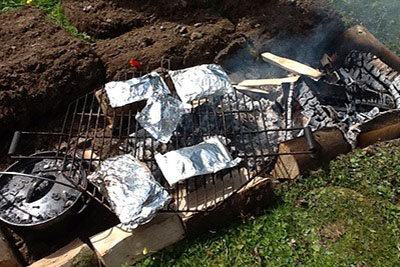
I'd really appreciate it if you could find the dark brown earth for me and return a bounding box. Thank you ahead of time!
[0,0,335,153]
[63,0,332,80]
[0,7,105,140]
[0,0,336,149]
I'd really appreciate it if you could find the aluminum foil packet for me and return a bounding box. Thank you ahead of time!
[105,72,170,108]
[135,94,189,143]
[155,136,241,185]
[87,154,169,230]
[169,64,234,103]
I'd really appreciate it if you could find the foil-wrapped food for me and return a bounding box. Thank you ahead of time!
[104,72,170,108]
[135,94,189,143]
[155,136,241,185]
[169,64,234,103]
[87,154,169,230]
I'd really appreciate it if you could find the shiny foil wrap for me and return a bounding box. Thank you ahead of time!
[135,94,189,143]
[105,72,170,108]
[169,64,234,103]
[87,154,169,230]
[155,136,241,185]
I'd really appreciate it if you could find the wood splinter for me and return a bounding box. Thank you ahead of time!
[234,85,271,95]
[261,52,323,79]
[238,76,300,87]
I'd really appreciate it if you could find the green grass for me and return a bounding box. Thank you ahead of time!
[0,0,92,42]
[137,141,400,266]
[328,0,400,54]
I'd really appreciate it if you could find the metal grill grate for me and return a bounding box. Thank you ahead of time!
[6,68,315,213]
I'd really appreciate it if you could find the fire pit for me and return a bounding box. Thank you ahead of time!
[4,71,316,217]
[4,26,400,233]
[3,22,400,266]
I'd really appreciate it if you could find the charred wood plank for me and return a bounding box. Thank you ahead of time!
[343,52,400,109]
[358,111,400,148]
[300,76,348,108]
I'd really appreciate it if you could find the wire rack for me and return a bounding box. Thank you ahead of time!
[6,68,315,213]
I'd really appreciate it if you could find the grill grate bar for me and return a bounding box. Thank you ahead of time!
[7,65,312,213]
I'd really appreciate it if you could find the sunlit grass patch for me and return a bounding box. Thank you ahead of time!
[0,0,92,42]
[138,140,400,266]
[329,0,400,54]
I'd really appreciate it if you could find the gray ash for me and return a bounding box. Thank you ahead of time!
[126,89,290,180]
[292,51,400,147]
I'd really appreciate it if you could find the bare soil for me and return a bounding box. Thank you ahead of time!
[0,7,105,139]
[63,0,331,80]
[0,1,336,148]
[320,220,346,242]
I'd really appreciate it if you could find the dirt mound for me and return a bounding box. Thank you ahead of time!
[0,7,106,138]
[62,0,145,39]
[63,0,328,80]
[62,0,327,40]
[62,0,217,39]
[95,18,236,80]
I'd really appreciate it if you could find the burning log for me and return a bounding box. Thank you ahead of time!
[272,47,400,178]
[331,25,400,72]
[261,52,323,79]
[342,51,400,110]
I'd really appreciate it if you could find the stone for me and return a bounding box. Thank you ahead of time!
[190,32,203,40]
[76,137,92,149]
[83,5,93,12]
[140,38,155,48]
[179,26,188,34]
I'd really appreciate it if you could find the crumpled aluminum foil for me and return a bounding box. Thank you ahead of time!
[155,136,242,185]
[87,154,169,230]
[135,94,189,143]
[104,72,170,108]
[169,64,234,103]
